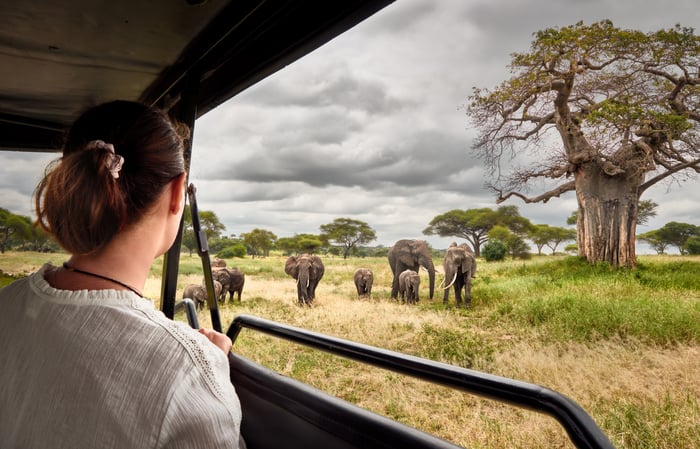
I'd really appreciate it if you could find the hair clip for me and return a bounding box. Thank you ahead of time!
[87,140,124,179]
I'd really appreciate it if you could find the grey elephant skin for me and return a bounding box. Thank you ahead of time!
[442,242,476,307]
[285,254,325,306]
[181,281,222,310]
[388,239,435,300]
[398,269,420,304]
[353,268,373,298]
[211,267,245,302]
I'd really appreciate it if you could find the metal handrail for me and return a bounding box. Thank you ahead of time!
[228,314,616,449]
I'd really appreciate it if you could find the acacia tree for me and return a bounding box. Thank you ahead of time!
[241,228,277,258]
[423,206,532,257]
[320,218,376,259]
[0,208,33,253]
[467,21,700,267]
[530,224,577,255]
[181,205,227,256]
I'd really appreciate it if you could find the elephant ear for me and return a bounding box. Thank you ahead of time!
[284,256,298,278]
[310,255,325,279]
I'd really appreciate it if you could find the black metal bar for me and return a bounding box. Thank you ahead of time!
[159,82,198,319]
[175,298,200,329]
[188,183,222,332]
[227,314,616,449]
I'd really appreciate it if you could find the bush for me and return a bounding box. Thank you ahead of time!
[684,236,700,255]
[217,243,247,259]
[482,240,507,261]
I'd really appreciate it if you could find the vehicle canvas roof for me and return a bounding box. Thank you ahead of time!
[0,0,393,153]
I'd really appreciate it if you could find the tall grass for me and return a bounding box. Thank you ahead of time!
[1,251,698,448]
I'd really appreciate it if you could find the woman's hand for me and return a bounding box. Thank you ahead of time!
[198,328,232,354]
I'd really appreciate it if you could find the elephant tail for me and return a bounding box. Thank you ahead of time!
[444,272,457,290]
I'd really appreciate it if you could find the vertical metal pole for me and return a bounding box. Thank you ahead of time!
[160,87,197,320]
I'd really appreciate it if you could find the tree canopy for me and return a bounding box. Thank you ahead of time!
[181,205,227,255]
[638,221,700,255]
[241,228,277,258]
[467,21,700,267]
[320,218,376,259]
[423,206,532,257]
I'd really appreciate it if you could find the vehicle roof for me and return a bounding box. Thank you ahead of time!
[0,0,393,153]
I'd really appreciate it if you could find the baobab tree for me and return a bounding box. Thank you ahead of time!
[467,21,699,267]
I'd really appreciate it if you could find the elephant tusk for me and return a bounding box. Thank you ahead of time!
[444,272,457,290]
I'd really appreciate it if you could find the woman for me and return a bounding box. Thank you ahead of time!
[0,101,242,448]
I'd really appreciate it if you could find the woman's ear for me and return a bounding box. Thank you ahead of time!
[170,173,187,215]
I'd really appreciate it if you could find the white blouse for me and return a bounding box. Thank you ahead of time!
[0,264,242,449]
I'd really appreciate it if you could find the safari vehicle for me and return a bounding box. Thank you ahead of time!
[1,1,615,448]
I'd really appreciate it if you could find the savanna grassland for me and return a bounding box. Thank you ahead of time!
[1,252,699,449]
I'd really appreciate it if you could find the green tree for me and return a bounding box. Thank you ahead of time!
[319,218,376,259]
[685,236,700,255]
[423,206,532,257]
[656,222,700,255]
[637,230,670,255]
[530,224,577,255]
[276,234,325,255]
[181,205,227,256]
[241,228,277,258]
[467,21,700,268]
[489,225,530,259]
[0,208,33,253]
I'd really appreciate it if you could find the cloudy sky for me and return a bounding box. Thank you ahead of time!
[2,0,699,252]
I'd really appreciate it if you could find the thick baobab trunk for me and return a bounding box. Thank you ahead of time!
[575,164,639,268]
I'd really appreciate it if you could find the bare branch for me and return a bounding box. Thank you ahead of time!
[494,180,577,204]
[639,156,700,193]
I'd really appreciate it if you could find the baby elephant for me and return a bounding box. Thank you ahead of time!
[353,268,373,299]
[398,269,420,304]
[182,281,222,310]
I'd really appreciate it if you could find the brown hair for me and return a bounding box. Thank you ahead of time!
[35,100,187,255]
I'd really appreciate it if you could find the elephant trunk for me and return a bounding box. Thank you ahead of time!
[299,270,310,300]
[421,256,435,300]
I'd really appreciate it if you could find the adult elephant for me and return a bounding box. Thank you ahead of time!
[285,254,325,306]
[442,242,477,307]
[388,239,435,300]
[223,268,245,302]
[212,267,245,302]
[353,268,373,299]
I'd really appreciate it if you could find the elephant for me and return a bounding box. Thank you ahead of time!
[182,280,222,310]
[284,254,325,306]
[398,269,420,304]
[388,239,435,300]
[211,267,245,302]
[442,242,477,307]
[353,268,373,298]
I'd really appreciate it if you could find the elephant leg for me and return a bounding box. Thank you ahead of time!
[464,277,472,307]
[454,282,463,307]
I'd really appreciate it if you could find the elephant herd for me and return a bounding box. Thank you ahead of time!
[181,258,245,310]
[388,239,477,307]
[182,239,476,310]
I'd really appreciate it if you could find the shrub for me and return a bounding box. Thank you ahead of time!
[482,240,507,261]
[217,243,247,259]
[684,236,700,255]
